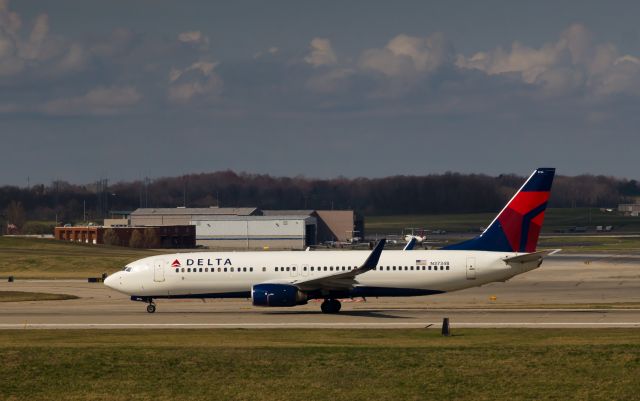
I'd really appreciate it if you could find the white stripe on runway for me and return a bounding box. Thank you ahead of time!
[1,322,640,329]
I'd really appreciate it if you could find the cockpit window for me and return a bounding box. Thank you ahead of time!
[124,267,133,272]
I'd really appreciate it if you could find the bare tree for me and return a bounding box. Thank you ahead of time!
[143,228,160,248]
[6,201,26,231]
[129,229,144,248]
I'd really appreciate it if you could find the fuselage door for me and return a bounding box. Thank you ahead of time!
[290,264,298,277]
[466,257,476,280]
[153,259,165,282]
[301,264,309,277]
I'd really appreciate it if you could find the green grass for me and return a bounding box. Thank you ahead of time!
[0,291,78,302]
[0,329,639,401]
[0,237,170,278]
[366,208,640,234]
[538,235,640,252]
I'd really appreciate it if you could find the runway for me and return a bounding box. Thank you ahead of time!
[1,255,640,329]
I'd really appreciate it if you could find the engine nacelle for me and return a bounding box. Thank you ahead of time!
[251,284,308,307]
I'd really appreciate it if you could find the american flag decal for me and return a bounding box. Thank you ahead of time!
[416,260,427,266]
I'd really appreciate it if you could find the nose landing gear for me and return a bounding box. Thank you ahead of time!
[146,300,156,313]
[320,299,341,314]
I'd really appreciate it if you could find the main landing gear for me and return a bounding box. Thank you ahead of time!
[320,299,341,314]
[146,299,156,314]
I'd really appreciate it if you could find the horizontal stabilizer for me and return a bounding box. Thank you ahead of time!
[503,249,560,266]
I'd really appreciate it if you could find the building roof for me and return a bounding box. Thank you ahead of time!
[131,207,259,216]
[261,210,316,216]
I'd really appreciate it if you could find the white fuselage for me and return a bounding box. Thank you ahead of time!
[104,249,541,299]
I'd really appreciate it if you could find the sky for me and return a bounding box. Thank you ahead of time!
[1,0,640,185]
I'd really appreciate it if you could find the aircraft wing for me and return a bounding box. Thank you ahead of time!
[503,249,561,266]
[293,239,386,291]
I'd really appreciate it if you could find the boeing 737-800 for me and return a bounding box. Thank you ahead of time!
[104,167,556,314]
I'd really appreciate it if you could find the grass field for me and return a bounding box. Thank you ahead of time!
[366,207,640,234]
[0,329,638,401]
[0,237,169,279]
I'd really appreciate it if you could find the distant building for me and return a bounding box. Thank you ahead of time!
[192,215,316,250]
[130,207,260,226]
[262,210,364,243]
[127,206,364,250]
[103,218,129,228]
[618,203,640,216]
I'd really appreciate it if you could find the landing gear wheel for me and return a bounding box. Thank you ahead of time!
[146,303,156,314]
[320,299,341,314]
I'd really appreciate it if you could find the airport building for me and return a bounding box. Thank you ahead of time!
[130,207,260,226]
[128,207,363,250]
[192,215,316,250]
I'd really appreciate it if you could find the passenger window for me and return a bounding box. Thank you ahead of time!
[446,266,450,270]
[286,267,290,272]
[292,267,296,271]
[386,266,390,271]
[224,268,227,272]
[250,267,253,272]
[393,267,396,271]
[175,268,179,273]
[440,266,444,270]
[303,267,307,271]
[262,267,266,272]
[217,267,221,272]
[310,267,314,271]
[181,268,185,272]
[324,266,327,271]
[205,268,208,272]
[230,267,234,272]
[199,268,203,272]
[275,267,279,271]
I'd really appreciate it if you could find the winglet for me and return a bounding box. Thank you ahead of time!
[361,239,386,271]
[403,237,417,251]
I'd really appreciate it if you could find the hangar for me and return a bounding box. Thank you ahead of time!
[192,215,316,250]
[130,207,259,226]
[128,207,363,250]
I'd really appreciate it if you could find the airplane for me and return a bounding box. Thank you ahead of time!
[404,228,426,244]
[104,167,556,314]
[403,237,417,250]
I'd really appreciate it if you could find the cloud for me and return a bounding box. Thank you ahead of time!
[178,31,209,48]
[304,38,337,67]
[455,23,640,97]
[167,61,223,103]
[42,86,142,115]
[360,33,453,77]
[0,4,88,78]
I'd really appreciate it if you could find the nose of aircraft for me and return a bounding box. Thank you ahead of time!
[103,274,118,290]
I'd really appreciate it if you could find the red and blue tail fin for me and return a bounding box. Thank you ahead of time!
[442,168,555,253]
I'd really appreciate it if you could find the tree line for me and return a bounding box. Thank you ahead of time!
[1,170,639,230]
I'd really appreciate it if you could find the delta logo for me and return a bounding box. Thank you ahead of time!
[171,259,181,268]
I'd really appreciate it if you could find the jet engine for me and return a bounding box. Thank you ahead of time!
[251,284,308,307]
